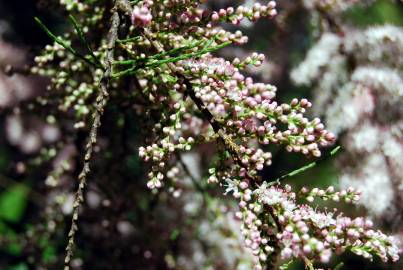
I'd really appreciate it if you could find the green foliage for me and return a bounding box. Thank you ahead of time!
[7,263,28,270]
[344,0,403,26]
[34,17,101,68]
[0,184,28,223]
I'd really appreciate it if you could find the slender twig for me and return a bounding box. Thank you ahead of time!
[176,152,212,207]
[112,39,231,78]
[273,145,341,183]
[63,7,120,270]
[265,205,282,269]
[302,255,315,270]
[176,153,204,194]
[34,17,98,68]
[69,15,104,68]
[113,39,204,65]
[117,36,141,43]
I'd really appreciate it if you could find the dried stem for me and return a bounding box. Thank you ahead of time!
[63,6,120,270]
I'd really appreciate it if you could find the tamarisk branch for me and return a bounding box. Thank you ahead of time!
[63,6,120,270]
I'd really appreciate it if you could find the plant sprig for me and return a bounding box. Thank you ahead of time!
[112,39,232,78]
[68,15,103,68]
[34,17,100,69]
[271,145,341,184]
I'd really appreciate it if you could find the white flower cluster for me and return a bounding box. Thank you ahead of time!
[291,33,341,86]
[301,0,375,14]
[292,23,403,227]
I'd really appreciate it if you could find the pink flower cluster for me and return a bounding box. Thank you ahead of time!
[182,54,336,156]
[211,2,277,24]
[300,186,361,203]
[234,183,400,269]
[124,0,399,268]
[131,2,153,27]
[138,47,335,188]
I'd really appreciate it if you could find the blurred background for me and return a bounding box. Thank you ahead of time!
[0,0,402,269]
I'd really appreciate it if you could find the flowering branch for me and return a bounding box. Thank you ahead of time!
[29,1,400,269]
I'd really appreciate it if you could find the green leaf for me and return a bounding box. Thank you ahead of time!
[42,245,57,263]
[0,184,29,222]
[7,263,28,270]
[160,73,178,83]
[334,262,344,270]
[279,260,294,270]
[170,229,180,240]
[7,241,22,256]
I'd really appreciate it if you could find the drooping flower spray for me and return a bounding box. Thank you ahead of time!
[26,0,401,269]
